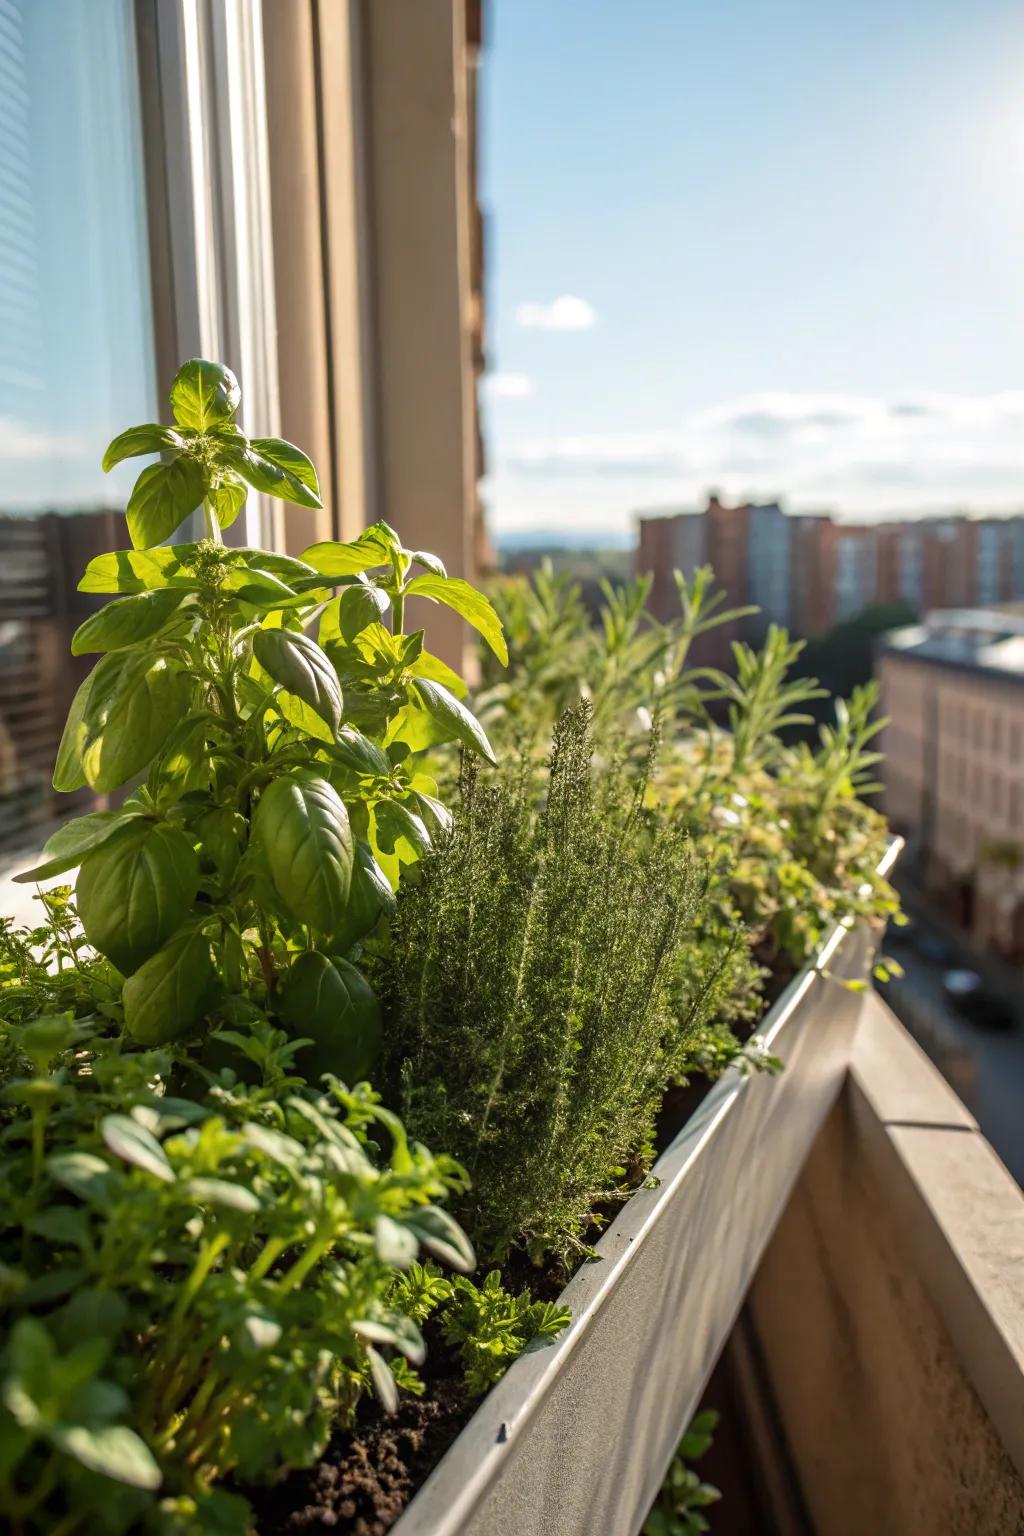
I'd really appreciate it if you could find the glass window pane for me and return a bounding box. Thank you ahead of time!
[0,0,155,855]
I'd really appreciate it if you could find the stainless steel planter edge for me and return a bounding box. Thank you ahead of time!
[393,841,900,1536]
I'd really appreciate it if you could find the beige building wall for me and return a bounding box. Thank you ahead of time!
[879,650,1024,947]
[263,0,484,671]
[876,652,929,835]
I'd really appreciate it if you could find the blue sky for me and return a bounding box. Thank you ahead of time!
[480,0,1024,541]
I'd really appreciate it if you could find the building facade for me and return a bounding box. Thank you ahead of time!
[637,499,1024,640]
[878,611,1024,956]
[634,507,707,625]
[747,501,791,633]
[0,0,486,859]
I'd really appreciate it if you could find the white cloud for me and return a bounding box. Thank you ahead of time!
[510,430,679,477]
[515,295,597,331]
[499,390,1024,517]
[0,418,88,462]
[482,372,533,399]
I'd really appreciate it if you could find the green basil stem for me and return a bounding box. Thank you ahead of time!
[202,496,223,545]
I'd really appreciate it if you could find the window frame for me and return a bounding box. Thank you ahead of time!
[135,0,282,549]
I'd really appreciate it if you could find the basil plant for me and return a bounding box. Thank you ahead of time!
[18,360,506,1077]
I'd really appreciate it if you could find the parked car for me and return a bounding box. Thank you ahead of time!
[942,969,1015,1031]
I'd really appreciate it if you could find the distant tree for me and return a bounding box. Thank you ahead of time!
[795,601,917,716]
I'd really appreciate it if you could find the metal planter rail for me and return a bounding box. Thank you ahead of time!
[393,843,899,1536]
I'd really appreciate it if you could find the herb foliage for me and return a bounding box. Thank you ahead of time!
[0,360,506,1533]
[15,358,506,1073]
[380,703,709,1263]
[643,1410,722,1536]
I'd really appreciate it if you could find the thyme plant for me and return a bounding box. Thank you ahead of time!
[378,703,709,1263]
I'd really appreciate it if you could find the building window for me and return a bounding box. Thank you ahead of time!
[1,0,156,857]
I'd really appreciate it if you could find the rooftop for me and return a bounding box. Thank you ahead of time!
[880,608,1024,682]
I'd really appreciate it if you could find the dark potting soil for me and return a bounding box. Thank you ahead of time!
[255,1341,471,1535]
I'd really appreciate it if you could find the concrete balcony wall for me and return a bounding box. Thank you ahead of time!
[747,993,1024,1536]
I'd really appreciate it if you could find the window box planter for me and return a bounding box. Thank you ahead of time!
[392,841,900,1536]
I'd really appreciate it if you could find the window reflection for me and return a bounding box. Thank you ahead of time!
[0,0,155,854]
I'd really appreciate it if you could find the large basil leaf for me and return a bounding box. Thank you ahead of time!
[252,628,342,736]
[403,574,508,665]
[275,691,336,745]
[333,841,396,952]
[408,676,496,764]
[221,441,321,509]
[77,821,198,974]
[278,952,381,1083]
[78,546,204,594]
[301,524,397,578]
[78,652,191,792]
[318,584,390,645]
[153,715,219,797]
[101,423,188,472]
[248,438,321,503]
[228,550,322,586]
[229,568,306,608]
[123,928,215,1045]
[373,798,432,859]
[13,809,146,884]
[252,774,353,934]
[169,359,241,431]
[52,671,94,792]
[126,457,207,550]
[71,589,187,656]
[327,725,391,778]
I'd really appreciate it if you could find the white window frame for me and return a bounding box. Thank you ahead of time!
[139,0,282,549]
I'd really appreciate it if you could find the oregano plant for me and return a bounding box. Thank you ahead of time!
[17,359,506,1077]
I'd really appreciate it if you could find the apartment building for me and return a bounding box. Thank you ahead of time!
[790,514,835,635]
[878,611,1024,956]
[0,0,486,857]
[637,499,1024,640]
[746,501,791,632]
[634,507,707,624]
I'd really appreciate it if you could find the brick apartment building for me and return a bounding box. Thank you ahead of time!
[636,498,1024,651]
